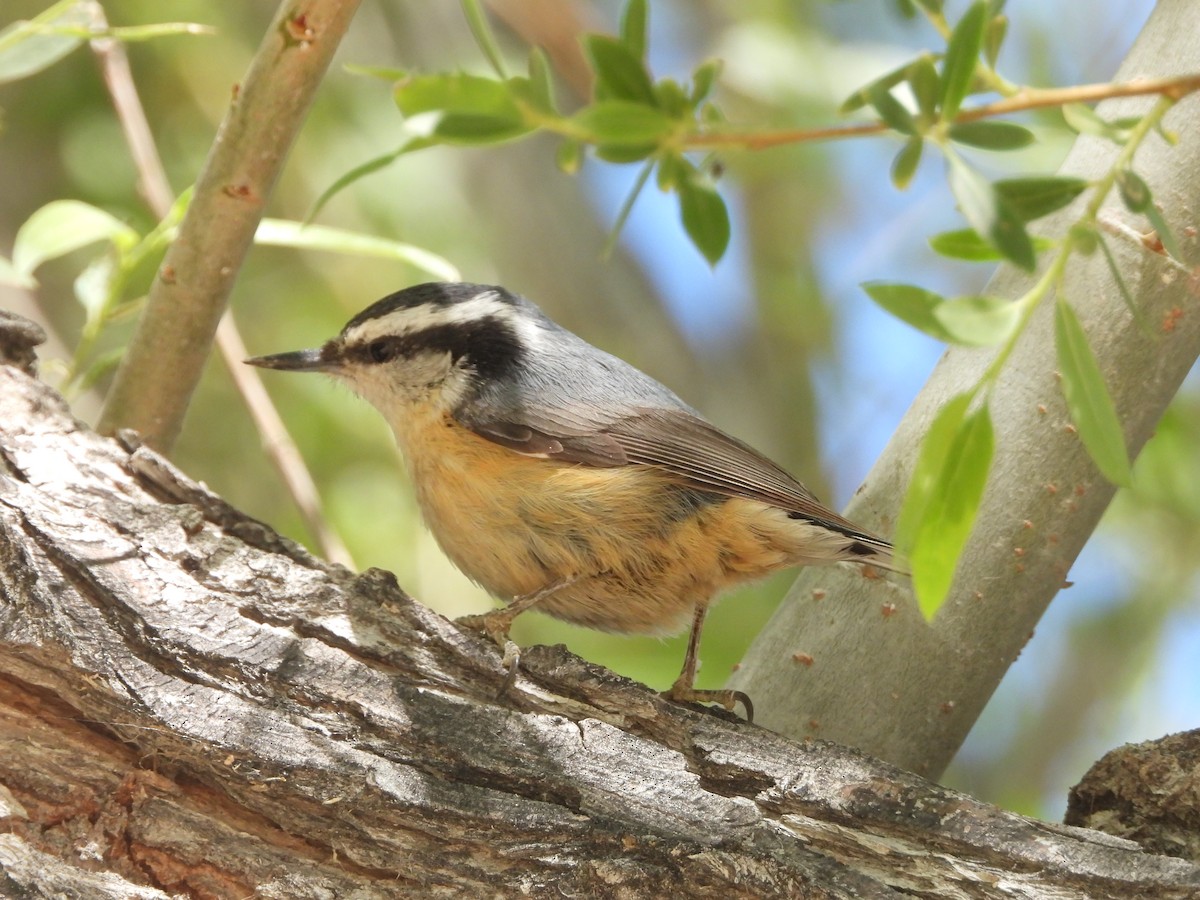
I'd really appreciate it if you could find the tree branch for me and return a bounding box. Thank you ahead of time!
[2,329,1199,896]
[97,0,362,452]
[730,0,1200,777]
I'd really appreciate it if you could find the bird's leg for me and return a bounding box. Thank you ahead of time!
[662,603,754,721]
[457,577,579,694]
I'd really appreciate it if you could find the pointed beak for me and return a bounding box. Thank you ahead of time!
[244,347,333,373]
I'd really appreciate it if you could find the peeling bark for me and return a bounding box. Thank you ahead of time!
[1,350,1198,897]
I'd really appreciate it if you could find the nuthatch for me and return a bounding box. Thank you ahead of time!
[247,282,901,716]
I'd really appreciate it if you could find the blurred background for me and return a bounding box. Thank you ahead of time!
[1,0,1193,821]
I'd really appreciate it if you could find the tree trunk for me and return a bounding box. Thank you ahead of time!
[1,324,1197,898]
[730,0,1200,778]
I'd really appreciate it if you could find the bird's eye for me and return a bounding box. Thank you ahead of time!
[367,339,398,363]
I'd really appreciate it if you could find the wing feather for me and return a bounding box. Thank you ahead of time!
[461,404,890,547]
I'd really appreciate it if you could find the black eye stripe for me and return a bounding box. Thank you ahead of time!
[351,317,524,380]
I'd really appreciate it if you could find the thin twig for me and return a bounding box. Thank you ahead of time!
[87,1,355,568]
[686,72,1200,151]
[97,0,362,450]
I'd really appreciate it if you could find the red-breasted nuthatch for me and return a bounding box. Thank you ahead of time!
[247,282,901,716]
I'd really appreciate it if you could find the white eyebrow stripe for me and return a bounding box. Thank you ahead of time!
[341,290,543,348]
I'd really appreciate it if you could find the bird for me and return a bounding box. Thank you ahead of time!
[246,282,902,717]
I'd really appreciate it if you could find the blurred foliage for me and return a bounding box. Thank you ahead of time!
[0,0,1195,824]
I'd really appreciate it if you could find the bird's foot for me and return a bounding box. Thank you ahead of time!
[662,682,754,722]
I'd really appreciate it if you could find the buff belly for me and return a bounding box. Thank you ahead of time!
[398,416,821,636]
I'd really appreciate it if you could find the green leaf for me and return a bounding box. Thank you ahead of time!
[690,59,722,104]
[932,295,1021,346]
[1116,169,1151,212]
[1054,297,1132,487]
[868,85,916,136]
[12,200,138,278]
[570,101,673,145]
[556,139,583,174]
[461,0,508,78]
[909,55,940,124]
[891,137,924,190]
[984,13,1008,67]
[929,228,1000,261]
[840,60,913,114]
[947,153,1034,270]
[620,0,648,59]
[929,228,1053,261]
[0,0,86,85]
[1094,233,1144,327]
[393,71,533,143]
[73,255,117,329]
[255,220,461,281]
[863,282,953,342]
[524,47,556,113]
[395,71,521,123]
[994,176,1089,221]
[939,0,988,120]
[307,141,432,222]
[653,77,689,117]
[63,22,213,42]
[1143,201,1181,260]
[584,34,657,105]
[897,392,970,551]
[1061,103,1133,143]
[908,400,994,618]
[678,172,730,265]
[948,120,1033,150]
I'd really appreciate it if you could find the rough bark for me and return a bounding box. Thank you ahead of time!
[1,334,1198,897]
[730,0,1200,777]
[1067,729,1200,864]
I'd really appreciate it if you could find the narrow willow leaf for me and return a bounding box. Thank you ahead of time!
[994,176,1089,221]
[1095,233,1144,326]
[984,13,1008,67]
[460,0,508,78]
[910,402,994,618]
[0,0,86,84]
[654,77,689,117]
[1054,298,1133,487]
[939,1,988,120]
[891,137,924,190]
[690,58,722,104]
[678,172,730,265]
[929,228,1000,261]
[255,220,461,281]
[1143,202,1181,260]
[1061,103,1132,143]
[932,295,1021,346]
[570,101,672,144]
[1116,169,1151,212]
[840,60,912,114]
[909,55,940,124]
[75,22,213,41]
[602,159,655,259]
[307,140,432,222]
[947,153,1034,270]
[929,228,1053,261]
[394,72,530,143]
[863,282,953,342]
[896,392,971,550]
[868,85,916,135]
[556,139,583,174]
[73,255,116,328]
[620,0,648,59]
[584,34,657,105]
[948,120,1033,150]
[13,200,138,278]
[525,47,555,113]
